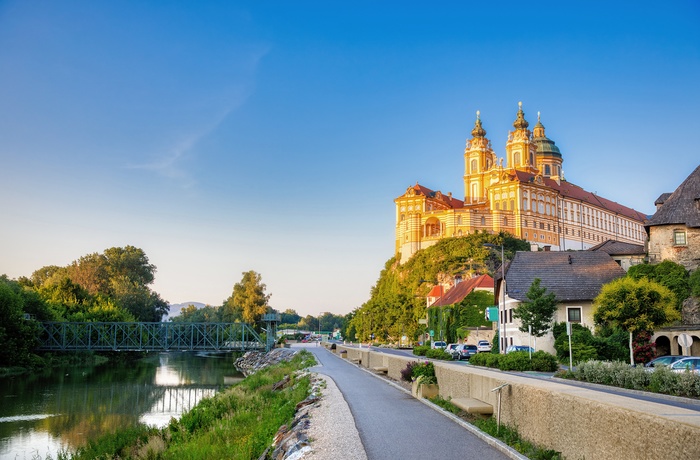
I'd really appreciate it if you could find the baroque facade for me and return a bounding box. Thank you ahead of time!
[395,103,648,263]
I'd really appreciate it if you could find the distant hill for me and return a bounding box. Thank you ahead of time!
[165,302,207,320]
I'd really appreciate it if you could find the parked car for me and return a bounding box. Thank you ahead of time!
[431,341,447,350]
[645,355,689,368]
[477,340,492,352]
[444,343,459,355]
[669,357,700,373]
[505,345,535,354]
[452,344,478,361]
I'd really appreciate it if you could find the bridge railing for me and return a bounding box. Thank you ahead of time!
[37,322,266,352]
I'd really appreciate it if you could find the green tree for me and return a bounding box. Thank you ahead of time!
[513,278,558,338]
[171,304,222,323]
[0,276,42,366]
[223,271,270,326]
[593,277,680,365]
[281,308,301,324]
[690,269,700,297]
[349,231,529,346]
[628,261,689,309]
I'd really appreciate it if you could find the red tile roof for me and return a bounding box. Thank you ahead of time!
[431,274,494,307]
[427,285,444,297]
[398,183,465,209]
[511,171,648,222]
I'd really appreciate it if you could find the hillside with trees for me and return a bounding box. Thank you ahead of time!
[347,231,530,344]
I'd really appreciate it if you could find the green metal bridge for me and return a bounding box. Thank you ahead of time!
[37,314,281,352]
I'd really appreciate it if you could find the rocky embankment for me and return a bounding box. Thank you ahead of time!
[234,348,299,376]
[235,348,341,460]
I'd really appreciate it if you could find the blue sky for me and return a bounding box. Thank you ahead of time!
[1,1,698,316]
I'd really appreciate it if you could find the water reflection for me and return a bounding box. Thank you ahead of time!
[0,352,242,459]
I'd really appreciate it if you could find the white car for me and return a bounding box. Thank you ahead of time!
[477,340,492,352]
[431,341,447,349]
[444,343,459,355]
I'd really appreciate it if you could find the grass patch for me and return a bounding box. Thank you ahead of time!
[70,350,316,460]
[429,396,561,460]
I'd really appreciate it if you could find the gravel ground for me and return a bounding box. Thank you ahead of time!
[303,374,368,460]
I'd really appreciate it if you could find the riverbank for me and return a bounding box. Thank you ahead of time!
[69,349,316,459]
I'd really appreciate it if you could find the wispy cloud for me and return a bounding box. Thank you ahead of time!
[127,46,270,188]
[127,104,237,189]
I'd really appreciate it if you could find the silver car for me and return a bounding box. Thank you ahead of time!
[669,357,700,373]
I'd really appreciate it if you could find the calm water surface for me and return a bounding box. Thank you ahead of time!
[0,352,243,459]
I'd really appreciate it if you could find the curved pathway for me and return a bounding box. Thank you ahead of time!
[301,344,519,460]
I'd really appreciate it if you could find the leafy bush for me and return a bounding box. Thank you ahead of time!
[500,351,532,371]
[411,361,437,384]
[470,352,501,368]
[530,351,559,372]
[413,345,430,356]
[574,360,700,397]
[401,361,417,382]
[471,350,558,372]
[425,348,453,360]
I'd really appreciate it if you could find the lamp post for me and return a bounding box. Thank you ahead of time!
[484,243,506,354]
[318,312,325,342]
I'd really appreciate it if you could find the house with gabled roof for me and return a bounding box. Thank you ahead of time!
[645,165,700,356]
[495,250,626,354]
[646,164,700,271]
[588,239,646,272]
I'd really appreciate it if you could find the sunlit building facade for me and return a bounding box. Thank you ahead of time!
[395,103,647,263]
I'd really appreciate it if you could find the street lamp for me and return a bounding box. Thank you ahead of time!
[484,243,506,354]
[318,312,325,342]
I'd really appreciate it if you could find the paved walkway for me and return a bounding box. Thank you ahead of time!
[301,344,517,460]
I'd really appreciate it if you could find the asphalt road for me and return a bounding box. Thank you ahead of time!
[303,345,514,460]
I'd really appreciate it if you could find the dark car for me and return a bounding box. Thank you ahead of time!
[452,344,478,361]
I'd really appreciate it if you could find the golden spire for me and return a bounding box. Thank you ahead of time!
[513,101,529,130]
[471,110,486,138]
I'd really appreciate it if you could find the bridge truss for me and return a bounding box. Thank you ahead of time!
[37,322,268,352]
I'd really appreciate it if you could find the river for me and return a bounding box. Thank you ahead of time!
[0,352,244,459]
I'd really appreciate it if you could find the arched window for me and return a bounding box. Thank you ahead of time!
[481,216,486,226]
[514,152,520,166]
[544,164,551,176]
[523,198,529,211]
[471,159,477,173]
[510,199,514,211]
[503,217,508,226]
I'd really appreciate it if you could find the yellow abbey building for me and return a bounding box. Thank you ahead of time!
[395,103,648,263]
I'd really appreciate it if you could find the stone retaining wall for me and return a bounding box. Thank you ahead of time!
[332,344,700,459]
